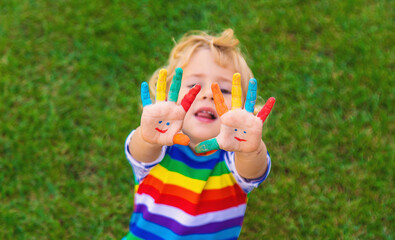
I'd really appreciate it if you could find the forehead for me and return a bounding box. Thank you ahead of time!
[183,49,236,80]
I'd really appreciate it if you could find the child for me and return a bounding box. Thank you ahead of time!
[124,29,275,240]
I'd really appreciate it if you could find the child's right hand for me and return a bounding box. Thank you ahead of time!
[140,68,201,146]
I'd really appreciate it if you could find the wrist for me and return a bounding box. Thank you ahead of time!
[135,127,163,150]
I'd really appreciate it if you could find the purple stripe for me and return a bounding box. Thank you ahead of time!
[134,204,244,235]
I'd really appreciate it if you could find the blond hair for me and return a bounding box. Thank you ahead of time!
[148,29,254,99]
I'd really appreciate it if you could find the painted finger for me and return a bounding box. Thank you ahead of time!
[173,133,190,146]
[195,138,220,153]
[231,73,242,110]
[156,69,167,102]
[257,97,276,123]
[168,68,183,102]
[212,83,228,116]
[245,78,257,113]
[181,84,201,112]
[141,82,152,107]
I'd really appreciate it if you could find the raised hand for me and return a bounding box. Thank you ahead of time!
[195,73,275,153]
[140,68,201,146]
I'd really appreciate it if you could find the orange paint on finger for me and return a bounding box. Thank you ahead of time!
[211,83,228,117]
[173,133,190,145]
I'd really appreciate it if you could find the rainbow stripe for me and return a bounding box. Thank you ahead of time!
[127,145,248,239]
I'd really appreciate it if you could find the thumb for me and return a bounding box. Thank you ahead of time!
[195,138,220,153]
[173,133,190,146]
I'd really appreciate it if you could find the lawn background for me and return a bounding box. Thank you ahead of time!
[0,0,393,239]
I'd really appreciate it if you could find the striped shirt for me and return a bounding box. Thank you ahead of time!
[124,131,271,240]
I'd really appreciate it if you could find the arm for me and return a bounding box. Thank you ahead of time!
[129,127,163,163]
[130,68,200,163]
[234,140,267,179]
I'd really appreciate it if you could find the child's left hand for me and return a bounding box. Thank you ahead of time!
[195,74,275,153]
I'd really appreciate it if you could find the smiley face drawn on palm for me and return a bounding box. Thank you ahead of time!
[141,102,187,145]
[216,109,265,152]
[195,74,275,153]
[140,68,201,146]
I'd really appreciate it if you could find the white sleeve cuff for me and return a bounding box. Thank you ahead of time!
[124,130,167,184]
[224,151,271,193]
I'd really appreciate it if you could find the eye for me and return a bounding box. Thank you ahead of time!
[234,129,237,131]
[187,83,197,88]
[158,121,163,124]
[243,131,247,134]
[166,122,170,126]
[221,88,231,94]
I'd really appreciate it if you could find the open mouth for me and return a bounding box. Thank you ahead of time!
[194,108,217,122]
[234,137,247,142]
[155,128,168,133]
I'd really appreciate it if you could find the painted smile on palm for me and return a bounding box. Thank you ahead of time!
[155,121,170,133]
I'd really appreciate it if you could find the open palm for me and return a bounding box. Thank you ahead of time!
[140,68,200,146]
[195,74,275,153]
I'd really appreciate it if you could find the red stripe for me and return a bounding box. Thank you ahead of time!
[140,175,246,203]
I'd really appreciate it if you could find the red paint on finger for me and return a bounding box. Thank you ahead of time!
[257,97,276,123]
[181,85,201,112]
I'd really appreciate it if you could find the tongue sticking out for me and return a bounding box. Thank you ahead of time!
[195,110,216,122]
[196,111,215,119]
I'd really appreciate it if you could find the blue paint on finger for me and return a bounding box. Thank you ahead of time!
[141,82,152,107]
[245,78,257,113]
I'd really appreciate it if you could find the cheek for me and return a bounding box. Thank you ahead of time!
[177,88,189,104]
[224,95,232,109]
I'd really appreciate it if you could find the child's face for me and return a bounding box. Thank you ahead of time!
[177,49,237,146]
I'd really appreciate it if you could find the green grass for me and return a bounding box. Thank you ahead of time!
[0,0,393,239]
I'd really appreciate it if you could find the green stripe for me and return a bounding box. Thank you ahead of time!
[124,232,143,240]
[160,155,230,180]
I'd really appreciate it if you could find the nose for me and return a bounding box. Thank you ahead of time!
[199,84,214,100]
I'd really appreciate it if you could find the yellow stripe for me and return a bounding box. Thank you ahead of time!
[156,69,167,101]
[231,73,242,109]
[149,164,238,193]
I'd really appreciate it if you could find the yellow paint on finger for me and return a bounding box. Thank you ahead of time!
[156,69,167,101]
[231,73,242,109]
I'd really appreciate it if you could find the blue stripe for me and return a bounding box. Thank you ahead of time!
[130,212,241,240]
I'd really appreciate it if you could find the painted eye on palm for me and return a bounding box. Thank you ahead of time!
[155,121,171,133]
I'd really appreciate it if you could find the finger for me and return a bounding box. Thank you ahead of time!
[141,82,152,107]
[257,97,276,123]
[195,138,220,153]
[156,69,167,102]
[173,133,190,146]
[168,68,183,102]
[181,84,201,112]
[212,83,228,116]
[231,73,242,110]
[245,78,257,113]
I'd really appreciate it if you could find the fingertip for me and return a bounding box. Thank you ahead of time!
[233,73,241,79]
[193,84,201,92]
[175,68,183,75]
[211,82,219,89]
[159,68,167,75]
[249,78,257,85]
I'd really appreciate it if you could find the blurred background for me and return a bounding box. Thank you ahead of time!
[0,0,393,239]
